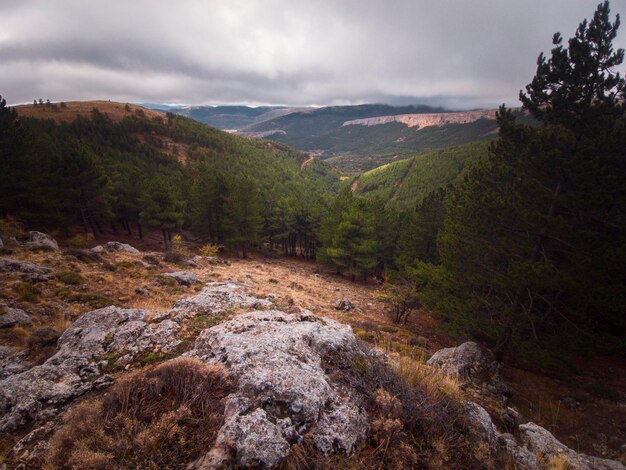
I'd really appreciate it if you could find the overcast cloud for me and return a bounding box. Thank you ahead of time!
[1,0,625,108]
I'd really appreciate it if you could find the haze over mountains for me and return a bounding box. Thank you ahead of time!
[147,103,502,172]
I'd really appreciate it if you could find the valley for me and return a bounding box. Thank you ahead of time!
[2,2,625,466]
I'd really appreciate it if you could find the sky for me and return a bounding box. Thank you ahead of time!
[2,0,625,109]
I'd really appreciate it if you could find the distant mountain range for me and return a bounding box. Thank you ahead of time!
[144,103,504,172]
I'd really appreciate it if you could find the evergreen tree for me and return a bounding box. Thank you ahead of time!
[418,1,626,363]
[222,176,263,258]
[140,176,185,250]
[325,197,377,281]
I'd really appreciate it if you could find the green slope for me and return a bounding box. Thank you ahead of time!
[355,139,493,210]
[3,103,340,231]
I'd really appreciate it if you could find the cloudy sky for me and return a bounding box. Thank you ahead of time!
[2,0,625,108]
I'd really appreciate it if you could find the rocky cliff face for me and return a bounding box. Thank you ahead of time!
[341,110,497,129]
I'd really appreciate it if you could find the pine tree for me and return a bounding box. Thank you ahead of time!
[140,176,185,250]
[325,197,377,281]
[421,1,626,363]
[222,176,263,258]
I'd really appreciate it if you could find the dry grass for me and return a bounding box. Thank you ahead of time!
[44,358,232,470]
[14,101,164,123]
[294,343,498,470]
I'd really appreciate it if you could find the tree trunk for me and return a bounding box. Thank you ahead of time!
[162,229,169,251]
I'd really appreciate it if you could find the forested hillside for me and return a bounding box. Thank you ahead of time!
[354,140,492,210]
[318,1,626,369]
[238,104,500,172]
[1,101,340,256]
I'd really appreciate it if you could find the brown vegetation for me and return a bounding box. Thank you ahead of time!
[45,358,232,470]
[14,101,164,124]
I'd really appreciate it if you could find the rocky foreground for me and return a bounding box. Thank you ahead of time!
[0,251,624,468]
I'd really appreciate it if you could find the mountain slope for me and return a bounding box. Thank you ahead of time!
[143,104,302,130]
[354,139,492,209]
[238,104,499,172]
[7,101,339,234]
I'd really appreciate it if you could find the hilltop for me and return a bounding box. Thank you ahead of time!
[14,100,165,123]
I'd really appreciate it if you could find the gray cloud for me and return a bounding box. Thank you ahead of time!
[1,0,625,108]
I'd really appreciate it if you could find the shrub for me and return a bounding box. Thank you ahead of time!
[63,249,102,264]
[0,217,25,239]
[164,249,184,264]
[14,282,40,302]
[55,289,113,308]
[198,243,222,257]
[27,327,61,364]
[65,234,93,249]
[46,358,232,469]
[281,343,496,469]
[55,271,85,285]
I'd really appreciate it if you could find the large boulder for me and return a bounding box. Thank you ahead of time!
[0,257,53,274]
[0,306,180,432]
[427,341,490,379]
[100,241,140,254]
[520,422,625,470]
[0,306,32,328]
[171,281,271,321]
[24,231,59,252]
[162,271,198,286]
[334,298,355,312]
[188,309,369,468]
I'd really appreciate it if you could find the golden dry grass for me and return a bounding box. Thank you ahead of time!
[14,101,164,123]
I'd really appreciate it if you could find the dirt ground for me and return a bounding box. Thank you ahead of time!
[1,231,624,462]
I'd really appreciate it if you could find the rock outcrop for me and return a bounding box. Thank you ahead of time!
[342,110,497,129]
[0,281,271,435]
[187,309,368,468]
[427,341,512,399]
[427,341,489,379]
[0,346,31,380]
[520,422,625,470]
[334,298,355,312]
[0,306,180,432]
[23,231,59,251]
[431,346,625,470]
[0,257,53,274]
[162,270,198,286]
[0,306,32,328]
[94,241,140,254]
[171,281,271,321]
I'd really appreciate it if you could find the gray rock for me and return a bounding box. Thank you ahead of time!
[102,241,140,254]
[497,433,542,470]
[24,231,59,251]
[5,421,55,465]
[466,401,498,447]
[135,287,149,296]
[91,245,104,254]
[162,271,198,286]
[0,305,180,432]
[0,257,53,274]
[0,346,31,380]
[427,341,489,379]
[187,309,368,468]
[215,408,291,467]
[0,307,32,328]
[171,281,271,321]
[21,273,51,283]
[520,422,625,470]
[334,298,355,311]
